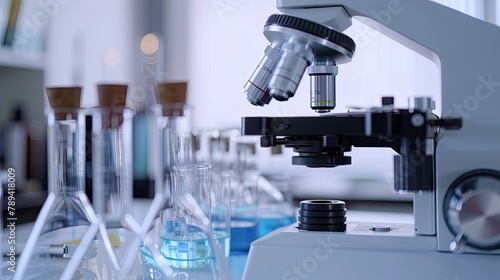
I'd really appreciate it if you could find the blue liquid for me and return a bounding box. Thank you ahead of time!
[258,214,295,237]
[160,232,210,268]
[159,231,231,269]
[230,220,258,253]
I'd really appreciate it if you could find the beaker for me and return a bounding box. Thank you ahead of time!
[257,174,296,237]
[91,106,134,235]
[162,163,212,269]
[230,169,260,253]
[210,170,232,259]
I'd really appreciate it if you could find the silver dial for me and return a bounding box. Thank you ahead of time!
[445,170,500,250]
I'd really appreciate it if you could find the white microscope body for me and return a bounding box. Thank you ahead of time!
[241,0,500,279]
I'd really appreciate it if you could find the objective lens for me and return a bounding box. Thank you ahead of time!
[308,62,338,113]
[268,41,314,101]
[244,45,282,106]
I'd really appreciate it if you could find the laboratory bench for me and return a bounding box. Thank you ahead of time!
[2,197,413,279]
[1,198,248,279]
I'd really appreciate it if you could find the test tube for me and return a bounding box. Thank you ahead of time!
[211,171,232,259]
[152,103,194,196]
[91,84,134,232]
[91,106,134,229]
[153,81,191,194]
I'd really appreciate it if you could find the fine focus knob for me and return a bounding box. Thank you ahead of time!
[444,169,500,250]
[297,200,346,232]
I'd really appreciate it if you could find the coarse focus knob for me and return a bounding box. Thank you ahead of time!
[444,169,500,251]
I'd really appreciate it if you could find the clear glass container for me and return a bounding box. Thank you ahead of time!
[152,103,194,196]
[13,107,93,280]
[257,174,296,237]
[210,170,232,260]
[43,107,91,244]
[153,103,198,269]
[91,106,134,228]
[164,163,212,269]
[229,169,260,254]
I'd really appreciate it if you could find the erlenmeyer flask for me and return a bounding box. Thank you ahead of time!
[14,86,95,280]
[40,108,91,244]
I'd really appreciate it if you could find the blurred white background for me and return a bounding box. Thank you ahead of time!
[41,0,498,201]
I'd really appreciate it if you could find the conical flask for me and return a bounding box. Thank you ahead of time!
[13,87,95,280]
[41,87,91,245]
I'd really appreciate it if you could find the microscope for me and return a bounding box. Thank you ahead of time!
[241,0,500,279]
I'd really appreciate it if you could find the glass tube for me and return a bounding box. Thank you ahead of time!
[91,106,134,229]
[43,107,91,242]
[230,169,260,254]
[152,103,194,196]
[211,170,232,259]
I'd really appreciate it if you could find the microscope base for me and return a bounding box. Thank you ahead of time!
[242,223,500,280]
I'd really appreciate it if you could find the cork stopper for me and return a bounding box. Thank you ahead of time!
[155,82,188,116]
[46,86,82,108]
[155,82,187,104]
[97,84,128,129]
[97,84,128,107]
[45,86,82,120]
